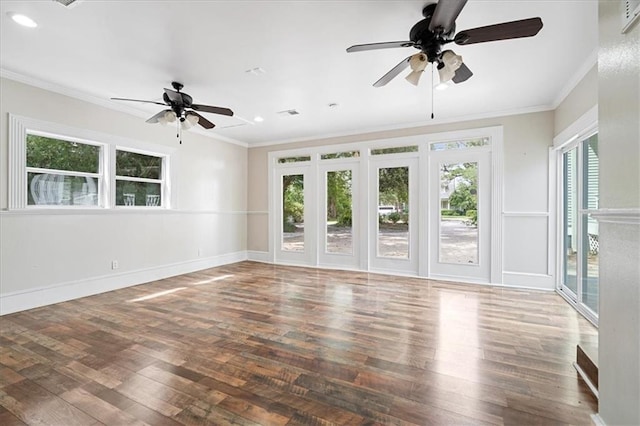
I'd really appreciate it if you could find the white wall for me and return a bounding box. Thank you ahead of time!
[554,64,598,137]
[248,111,555,288]
[597,1,640,424]
[0,77,248,314]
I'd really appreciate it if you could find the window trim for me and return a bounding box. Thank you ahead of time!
[9,114,175,211]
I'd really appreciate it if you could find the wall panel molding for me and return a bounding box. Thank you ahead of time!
[590,208,640,225]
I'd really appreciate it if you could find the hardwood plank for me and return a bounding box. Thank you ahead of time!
[0,367,25,389]
[0,380,99,425]
[0,404,27,426]
[60,387,149,426]
[83,381,183,426]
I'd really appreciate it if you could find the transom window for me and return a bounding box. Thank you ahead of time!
[371,146,418,155]
[430,137,490,151]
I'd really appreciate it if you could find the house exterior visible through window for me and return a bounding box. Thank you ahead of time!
[26,133,103,206]
[115,149,166,207]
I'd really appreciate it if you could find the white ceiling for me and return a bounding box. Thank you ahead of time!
[0,0,597,146]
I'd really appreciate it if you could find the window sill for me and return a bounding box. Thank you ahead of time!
[0,207,170,216]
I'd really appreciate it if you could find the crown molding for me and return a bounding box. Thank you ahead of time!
[0,68,248,148]
[248,104,554,148]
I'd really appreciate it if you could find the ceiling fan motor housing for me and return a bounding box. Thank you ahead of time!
[410,4,456,63]
[162,91,194,117]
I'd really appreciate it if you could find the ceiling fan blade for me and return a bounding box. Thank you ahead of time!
[452,62,473,83]
[373,56,413,87]
[454,17,543,45]
[191,104,234,116]
[347,41,415,53]
[111,97,167,106]
[188,111,215,129]
[428,0,468,34]
[164,88,184,106]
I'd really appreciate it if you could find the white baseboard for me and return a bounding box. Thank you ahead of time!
[502,271,555,290]
[590,413,606,426]
[0,251,248,315]
[247,250,270,263]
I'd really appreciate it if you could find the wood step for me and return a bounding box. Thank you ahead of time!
[575,342,599,399]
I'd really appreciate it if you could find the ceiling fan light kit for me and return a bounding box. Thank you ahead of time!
[437,50,463,83]
[405,53,428,86]
[157,110,177,125]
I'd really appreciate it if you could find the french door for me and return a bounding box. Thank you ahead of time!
[318,162,360,269]
[429,150,491,282]
[369,157,419,274]
[560,133,599,319]
[275,166,314,265]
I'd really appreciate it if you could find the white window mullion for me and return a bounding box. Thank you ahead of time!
[115,176,162,185]
[26,167,100,179]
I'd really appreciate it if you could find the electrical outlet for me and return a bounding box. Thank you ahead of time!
[198,248,202,257]
[111,260,119,270]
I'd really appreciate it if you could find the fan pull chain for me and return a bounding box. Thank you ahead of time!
[177,120,182,144]
[431,65,435,119]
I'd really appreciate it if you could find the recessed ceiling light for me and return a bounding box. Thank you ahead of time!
[7,12,37,28]
[253,116,264,122]
[245,67,266,75]
[277,109,300,116]
[435,83,449,91]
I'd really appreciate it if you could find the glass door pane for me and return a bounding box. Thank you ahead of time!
[439,162,479,264]
[326,170,353,255]
[282,174,304,252]
[370,158,418,274]
[581,135,599,313]
[559,133,599,321]
[562,148,578,296]
[377,166,409,258]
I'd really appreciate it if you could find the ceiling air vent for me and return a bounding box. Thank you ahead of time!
[53,0,83,8]
[219,123,248,129]
[622,0,640,33]
[277,109,300,116]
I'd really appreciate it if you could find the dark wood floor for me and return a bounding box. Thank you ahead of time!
[1,261,598,425]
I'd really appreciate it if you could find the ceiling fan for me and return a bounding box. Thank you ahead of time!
[346,0,543,88]
[111,82,234,130]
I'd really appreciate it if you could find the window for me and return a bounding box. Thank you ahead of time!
[26,133,103,206]
[321,151,360,160]
[430,137,489,151]
[371,146,418,155]
[9,114,173,210]
[115,150,166,207]
[277,156,310,164]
